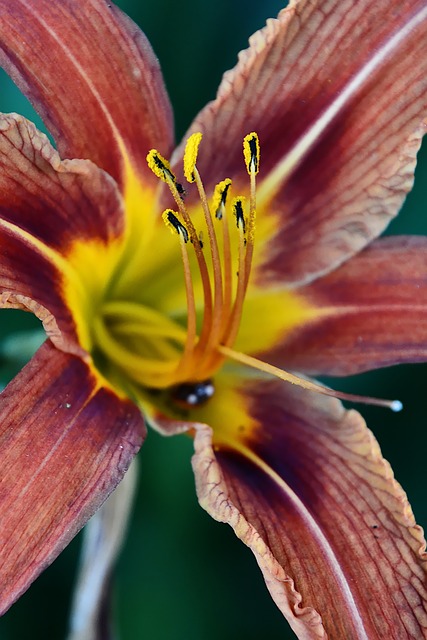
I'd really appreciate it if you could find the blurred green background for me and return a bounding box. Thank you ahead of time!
[0,1,426,638]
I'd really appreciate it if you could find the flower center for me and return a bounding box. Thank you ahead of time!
[91,132,260,398]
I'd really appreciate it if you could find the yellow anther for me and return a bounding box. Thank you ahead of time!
[162,209,189,243]
[212,179,232,219]
[232,197,247,233]
[147,149,177,184]
[243,132,260,175]
[183,132,203,183]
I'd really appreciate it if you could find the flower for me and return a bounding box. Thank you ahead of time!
[0,0,427,637]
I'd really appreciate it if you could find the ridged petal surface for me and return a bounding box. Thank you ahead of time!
[0,114,125,352]
[0,341,145,615]
[264,236,427,376]
[0,0,174,186]
[193,380,427,639]
[178,0,427,285]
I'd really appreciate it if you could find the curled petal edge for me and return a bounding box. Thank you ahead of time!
[192,423,326,640]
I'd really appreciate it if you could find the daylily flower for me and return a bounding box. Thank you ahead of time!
[0,0,427,637]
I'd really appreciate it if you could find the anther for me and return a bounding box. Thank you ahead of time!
[147,150,178,185]
[243,132,260,175]
[213,179,232,220]
[162,209,189,243]
[183,132,203,183]
[233,197,246,234]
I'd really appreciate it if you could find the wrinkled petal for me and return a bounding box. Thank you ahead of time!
[265,236,427,376]
[0,114,124,248]
[0,341,145,615]
[192,379,427,639]
[0,113,128,352]
[178,0,427,285]
[0,0,173,186]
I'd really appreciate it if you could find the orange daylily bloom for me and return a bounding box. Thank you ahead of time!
[0,1,427,638]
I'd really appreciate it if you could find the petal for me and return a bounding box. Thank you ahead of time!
[0,0,173,186]
[0,114,124,248]
[0,237,81,353]
[178,0,427,285]
[192,380,427,639]
[266,236,427,376]
[0,114,126,352]
[68,460,138,640]
[0,340,145,615]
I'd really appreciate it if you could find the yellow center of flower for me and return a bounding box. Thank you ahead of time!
[90,133,260,400]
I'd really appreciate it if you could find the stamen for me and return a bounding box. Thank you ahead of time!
[193,165,224,321]
[233,196,247,235]
[186,134,225,355]
[183,132,203,183]
[243,133,258,291]
[218,345,403,412]
[243,132,260,175]
[163,209,189,243]
[162,210,197,379]
[213,179,233,322]
[212,179,232,220]
[222,197,248,349]
[146,150,178,186]
[148,147,214,348]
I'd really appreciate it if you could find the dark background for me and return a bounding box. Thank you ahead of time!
[0,1,426,638]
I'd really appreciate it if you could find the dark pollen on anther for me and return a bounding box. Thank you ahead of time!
[234,199,246,234]
[248,135,259,172]
[167,211,189,243]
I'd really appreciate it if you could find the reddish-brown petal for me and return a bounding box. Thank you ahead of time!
[193,380,427,639]
[0,0,173,186]
[0,114,124,248]
[0,340,145,616]
[0,113,127,352]
[178,0,427,285]
[0,231,81,353]
[265,236,427,376]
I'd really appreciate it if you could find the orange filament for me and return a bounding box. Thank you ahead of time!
[193,165,224,350]
[214,179,233,327]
